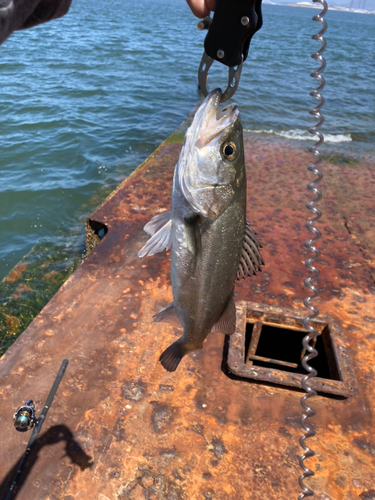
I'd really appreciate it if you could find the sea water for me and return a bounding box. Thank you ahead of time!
[0,0,374,281]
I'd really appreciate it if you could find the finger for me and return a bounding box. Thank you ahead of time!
[206,0,216,12]
[186,0,210,18]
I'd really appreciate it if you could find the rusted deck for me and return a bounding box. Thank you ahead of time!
[0,125,374,499]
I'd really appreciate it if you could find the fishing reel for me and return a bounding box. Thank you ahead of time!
[13,399,36,432]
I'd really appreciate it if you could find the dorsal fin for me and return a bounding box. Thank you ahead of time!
[237,222,265,280]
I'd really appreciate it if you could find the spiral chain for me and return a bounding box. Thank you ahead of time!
[298,0,328,498]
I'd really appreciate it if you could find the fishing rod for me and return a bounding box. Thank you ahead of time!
[7,359,69,500]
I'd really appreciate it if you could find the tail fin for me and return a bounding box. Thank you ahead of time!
[159,340,187,372]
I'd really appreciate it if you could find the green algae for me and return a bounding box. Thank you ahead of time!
[164,132,185,145]
[0,120,192,357]
[0,229,85,356]
[0,182,120,357]
[324,154,359,165]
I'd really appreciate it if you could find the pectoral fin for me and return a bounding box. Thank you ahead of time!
[237,222,265,280]
[153,302,181,327]
[184,214,202,260]
[211,295,236,335]
[143,211,171,236]
[138,214,172,258]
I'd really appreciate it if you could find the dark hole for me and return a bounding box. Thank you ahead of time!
[245,322,341,381]
[88,219,108,240]
[97,228,106,239]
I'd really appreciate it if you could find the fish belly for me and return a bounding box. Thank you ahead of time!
[171,196,245,350]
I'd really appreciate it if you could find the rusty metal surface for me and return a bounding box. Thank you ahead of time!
[0,130,374,499]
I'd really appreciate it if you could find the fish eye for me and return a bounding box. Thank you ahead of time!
[222,141,238,161]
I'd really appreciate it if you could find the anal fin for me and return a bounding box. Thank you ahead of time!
[211,295,236,335]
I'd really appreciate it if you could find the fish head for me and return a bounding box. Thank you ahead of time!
[179,89,244,219]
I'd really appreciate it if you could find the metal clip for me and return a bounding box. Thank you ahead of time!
[198,52,243,103]
[196,0,262,101]
[197,16,212,32]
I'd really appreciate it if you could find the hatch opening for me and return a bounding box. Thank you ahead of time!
[245,322,341,381]
[226,302,357,397]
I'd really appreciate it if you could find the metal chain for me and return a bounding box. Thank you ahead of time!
[298,0,328,498]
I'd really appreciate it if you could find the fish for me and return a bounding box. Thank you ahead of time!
[138,89,264,372]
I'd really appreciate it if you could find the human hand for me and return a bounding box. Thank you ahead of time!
[186,0,216,18]
[0,0,72,45]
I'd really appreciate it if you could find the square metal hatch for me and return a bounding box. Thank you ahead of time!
[227,302,357,397]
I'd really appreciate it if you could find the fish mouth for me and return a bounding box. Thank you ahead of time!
[197,89,240,146]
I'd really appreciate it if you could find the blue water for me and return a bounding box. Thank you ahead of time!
[1,0,374,280]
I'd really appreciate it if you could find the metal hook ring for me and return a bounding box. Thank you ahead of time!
[198,51,243,103]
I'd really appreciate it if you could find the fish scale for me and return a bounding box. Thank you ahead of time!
[138,89,264,372]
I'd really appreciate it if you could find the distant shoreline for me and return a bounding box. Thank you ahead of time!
[264,2,375,14]
[291,3,374,13]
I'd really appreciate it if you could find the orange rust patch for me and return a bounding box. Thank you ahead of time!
[6,262,28,283]
[0,135,374,499]
[42,270,58,281]
[12,283,33,299]
[5,315,21,335]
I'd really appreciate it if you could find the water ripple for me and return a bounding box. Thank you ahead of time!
[0,1,373,279]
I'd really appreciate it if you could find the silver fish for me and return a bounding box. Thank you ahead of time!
[138,89,264,372]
